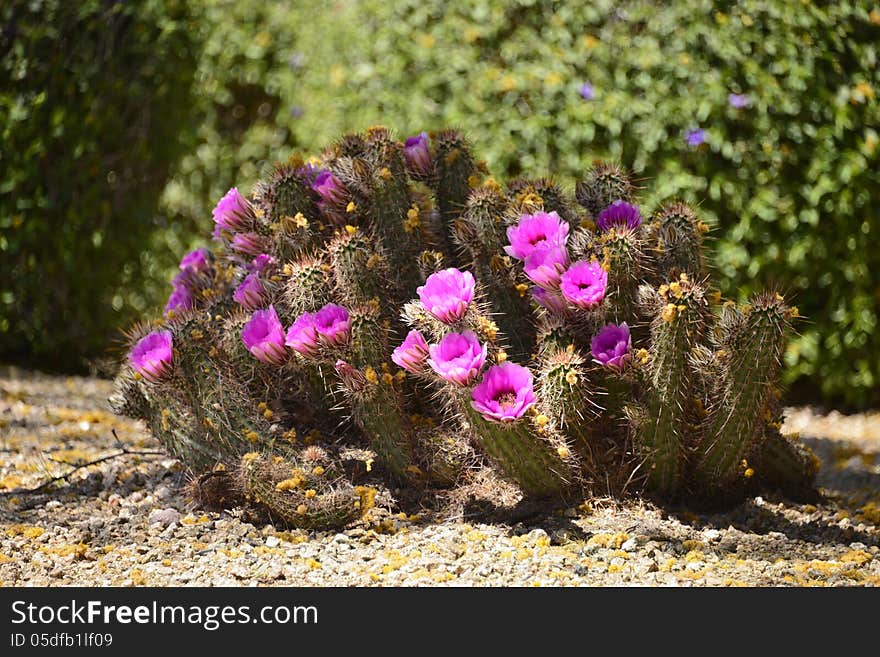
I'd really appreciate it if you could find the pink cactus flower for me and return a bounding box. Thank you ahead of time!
[426,330,487,386]
[241,305,287,365]
[591,322,632,369]
[212,187,253,233]
[504,211,570,261]
[130,330,173,383]
[560,261,608,309]
[392,330,430,373]
[471,362,537,423]
[417,268,476,324]
[314,303,351,347]
[233,273,266,311]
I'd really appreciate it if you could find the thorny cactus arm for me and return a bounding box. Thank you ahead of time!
[693,294,797,493]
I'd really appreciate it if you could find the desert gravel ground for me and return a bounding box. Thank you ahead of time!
[1,368,878,587]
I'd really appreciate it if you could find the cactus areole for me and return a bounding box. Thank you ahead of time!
[112,127,817,530]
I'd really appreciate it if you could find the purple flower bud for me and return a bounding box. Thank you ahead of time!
[417,268,476,324]
[233,273,266,311]
[241,305,287,365]
[179,248,210,274]
[231,232,269,257]
[314,303,351,347]
[504,211,570,261]
[334,359,366,391]
[426,330,487,386]
[311,170,347,205]
[471,362,537,423]
[392,330,430,373]
[285,312,320,356]
[130,330,173,383]
[532,287,569,315]
[578,82,595,101]
[163,284,193,317]
[212,187,253,233]
[523,244,570,290]
[596,200,642,232]
[403,132,432,176]
[248,253,277,274]
[728,93,750,109]
[560,261,608,309]
[591,322,632,369]
[686,129,707,148]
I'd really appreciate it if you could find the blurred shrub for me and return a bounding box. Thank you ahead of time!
[281,0,880,407]
[0,0,202,371]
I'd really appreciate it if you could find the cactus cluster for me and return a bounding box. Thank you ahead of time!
[111,127,819,530]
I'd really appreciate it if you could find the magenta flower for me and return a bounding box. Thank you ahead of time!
[532,287,569,315]
[212,187,253,233]
[312,170,347,205]
[179,248,210,274]
[130,330,173,383]
[427,331,487,386]
[471,362,537,423]
[403,132,432,176]
[578,82,595,100]
[231,232,269,257]
[334,359,365,391]
[233,273,266,311]
[314,303,351,347]
[285,312,319,356]
[417,268,476,324]
[248,253,277,274]
[523,244,569,290]
[591,322,632,369]
[241,305,287,365]
[728,93,750,109]
[504,211,570,260]
[686,129,707,147]
[560,261,608,309]
[596,200,642,232]
[392,330,430,373]
[163,284,193,317]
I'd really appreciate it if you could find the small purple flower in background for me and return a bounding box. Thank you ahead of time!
[417,267,476,324]
[471,362,537,423]
[314,303,351,347]
[233,273,266,311]
[285,312,319,356]
[427,331,487,386]
[686,129,707,148]
[728,93,750,109]
[560,261,608,309]
[591,322,632,369]
[311,170,347,205]
[179,248,210,274]
[163,284,193,317]
[392,330,430,373]
[523,244,570,290]
[532,287,569,315]
[578,82,595,101]
[212,187,253,233]
[403,132,432,176]
[596,200,642,232]
[130,330,173,383]
[231,232,269,257]
[241,305,287,365]
[248,253,277,274]
[505,211,570,261]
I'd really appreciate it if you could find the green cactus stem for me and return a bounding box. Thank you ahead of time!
[633,277,708,496]
[575,163,634,218]
[693,293,795,493]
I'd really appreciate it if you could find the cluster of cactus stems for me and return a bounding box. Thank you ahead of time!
[112,127,819,530]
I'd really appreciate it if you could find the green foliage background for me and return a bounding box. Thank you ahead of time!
[0,0,202,371]
[2,0,878,407]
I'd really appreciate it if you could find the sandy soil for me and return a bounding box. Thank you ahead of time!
[1,368,878,586]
